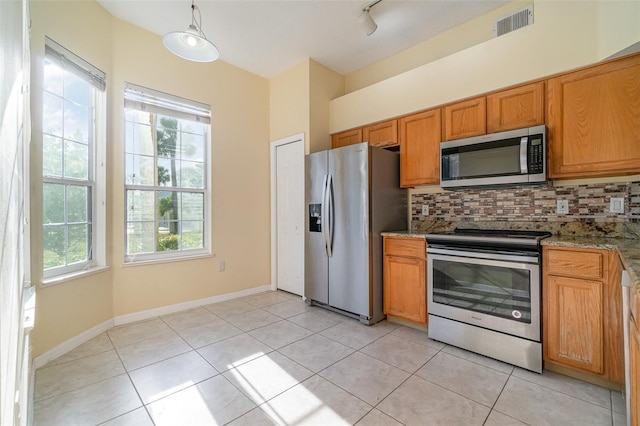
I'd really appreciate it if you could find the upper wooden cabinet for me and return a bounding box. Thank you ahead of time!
[363,120,398,148]
[331,128,362,149]
[399,109,441,188]
[547,54,640,179]
[443,97,486,141]
[543,246,624,384]
[487,82,545,133]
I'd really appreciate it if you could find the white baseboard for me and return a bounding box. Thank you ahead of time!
[113,284,272,325]
[33,284,272,369]
[33,319,114,369]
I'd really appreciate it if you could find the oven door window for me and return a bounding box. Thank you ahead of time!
[432,258,532,323]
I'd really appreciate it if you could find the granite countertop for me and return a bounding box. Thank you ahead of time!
[381,227,640,293]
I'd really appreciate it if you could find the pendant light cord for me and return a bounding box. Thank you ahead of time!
[190,0,207,39]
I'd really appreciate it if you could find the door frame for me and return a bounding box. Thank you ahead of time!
[270,133,305,293]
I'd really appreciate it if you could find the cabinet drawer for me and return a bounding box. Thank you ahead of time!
[544,248,603,280]
[384,237,425,259]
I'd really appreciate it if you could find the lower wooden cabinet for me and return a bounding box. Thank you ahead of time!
[383,236,427,325]
[543,246,624,384]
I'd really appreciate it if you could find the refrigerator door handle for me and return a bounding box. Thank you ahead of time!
[327,174,334,257]
[321,174,329,257]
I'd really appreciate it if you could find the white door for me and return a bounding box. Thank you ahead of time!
[272,136,304,295]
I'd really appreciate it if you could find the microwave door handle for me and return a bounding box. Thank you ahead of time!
[520,137,528,174]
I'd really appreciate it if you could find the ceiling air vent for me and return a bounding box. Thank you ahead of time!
[494,6,533,37]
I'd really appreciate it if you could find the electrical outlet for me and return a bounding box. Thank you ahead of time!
[556,199,569,215]
[610,197,625,214]
[218,261,225,272]
[421,205,429,216]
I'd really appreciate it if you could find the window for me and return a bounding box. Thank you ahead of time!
[124,84,211,262]
[42,37,106,279]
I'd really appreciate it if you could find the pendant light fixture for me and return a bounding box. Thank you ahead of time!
[358,0,382,36]
[163,0,219,62]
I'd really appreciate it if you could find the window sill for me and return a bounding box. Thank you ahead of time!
[41,266,111,288]
[123,252,213,267]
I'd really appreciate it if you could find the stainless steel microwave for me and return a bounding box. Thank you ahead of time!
[440,125,546,189]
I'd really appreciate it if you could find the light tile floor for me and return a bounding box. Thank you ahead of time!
[34,290,627,426]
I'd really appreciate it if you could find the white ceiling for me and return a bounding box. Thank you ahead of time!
[98,0,510,79]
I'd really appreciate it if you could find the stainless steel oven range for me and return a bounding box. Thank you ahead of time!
[426,229,550,373]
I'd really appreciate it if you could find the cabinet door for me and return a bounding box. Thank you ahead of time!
[544,275,604,374]
[547,54,640,178]
[399,109,441,188]
[331,128,362,149]
[383,255,426,324]
[363,120,398,148]
[487,82,544,133]
[443,96,486,141]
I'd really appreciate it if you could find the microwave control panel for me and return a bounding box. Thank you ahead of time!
[528,136,544,174]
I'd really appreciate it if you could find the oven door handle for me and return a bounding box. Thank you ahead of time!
[427,247,539,264]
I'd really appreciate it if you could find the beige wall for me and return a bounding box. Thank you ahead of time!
[30,1,271,356]
[110,20,271,317]
[269,60,310,147]
[332,0,640,132]
[345,0,532,93]
[309,60,344,154]
[30,0,115,356]
[269,58,344,154]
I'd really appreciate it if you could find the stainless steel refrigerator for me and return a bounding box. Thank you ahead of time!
[304,142,406,324]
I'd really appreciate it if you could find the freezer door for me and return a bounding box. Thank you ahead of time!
[328,143,370,317]
[304,151,329,304]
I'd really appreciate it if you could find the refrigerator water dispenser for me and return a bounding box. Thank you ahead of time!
[309,203,322,232]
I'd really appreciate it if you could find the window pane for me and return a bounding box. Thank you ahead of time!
[156,116,178,159]
[181,192,204,220]
[63,69,89,107]
[64,140,89,179]
[158,191,178,232]
[67,224,88,263]
[181,221,203,249]
[181,120,205,136]
[43,92,63,137]
[43,134,63,177]
[64,100,89,143]
[43,224,66,269]
[180,161,204,189]
[67,185,88,223]
[127,222,155,254]
[43,183,65,224]
[125,120,155,156]
[127,190,155,221]
[43,59,63,96]
[125,154,155,186]
[157,158,177,187]
[181,131,205,162]
[158,226,179,252]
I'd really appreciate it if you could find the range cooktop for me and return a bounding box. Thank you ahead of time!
[425,228,552,249]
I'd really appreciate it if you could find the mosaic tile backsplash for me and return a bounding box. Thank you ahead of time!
[411,181,640,237]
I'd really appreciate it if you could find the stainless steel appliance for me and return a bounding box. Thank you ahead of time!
[621,266,632,424]
[426,229,550,372]
[305,142,406,324]
[440,125,546,188]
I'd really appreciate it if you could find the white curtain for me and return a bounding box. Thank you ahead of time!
[0,0,32,424]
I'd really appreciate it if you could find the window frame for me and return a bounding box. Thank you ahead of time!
[123,84,212,264]
[41,38,106,282]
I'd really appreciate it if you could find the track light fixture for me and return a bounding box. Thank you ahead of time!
[358,0,382,36]
[163,0,219,62]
